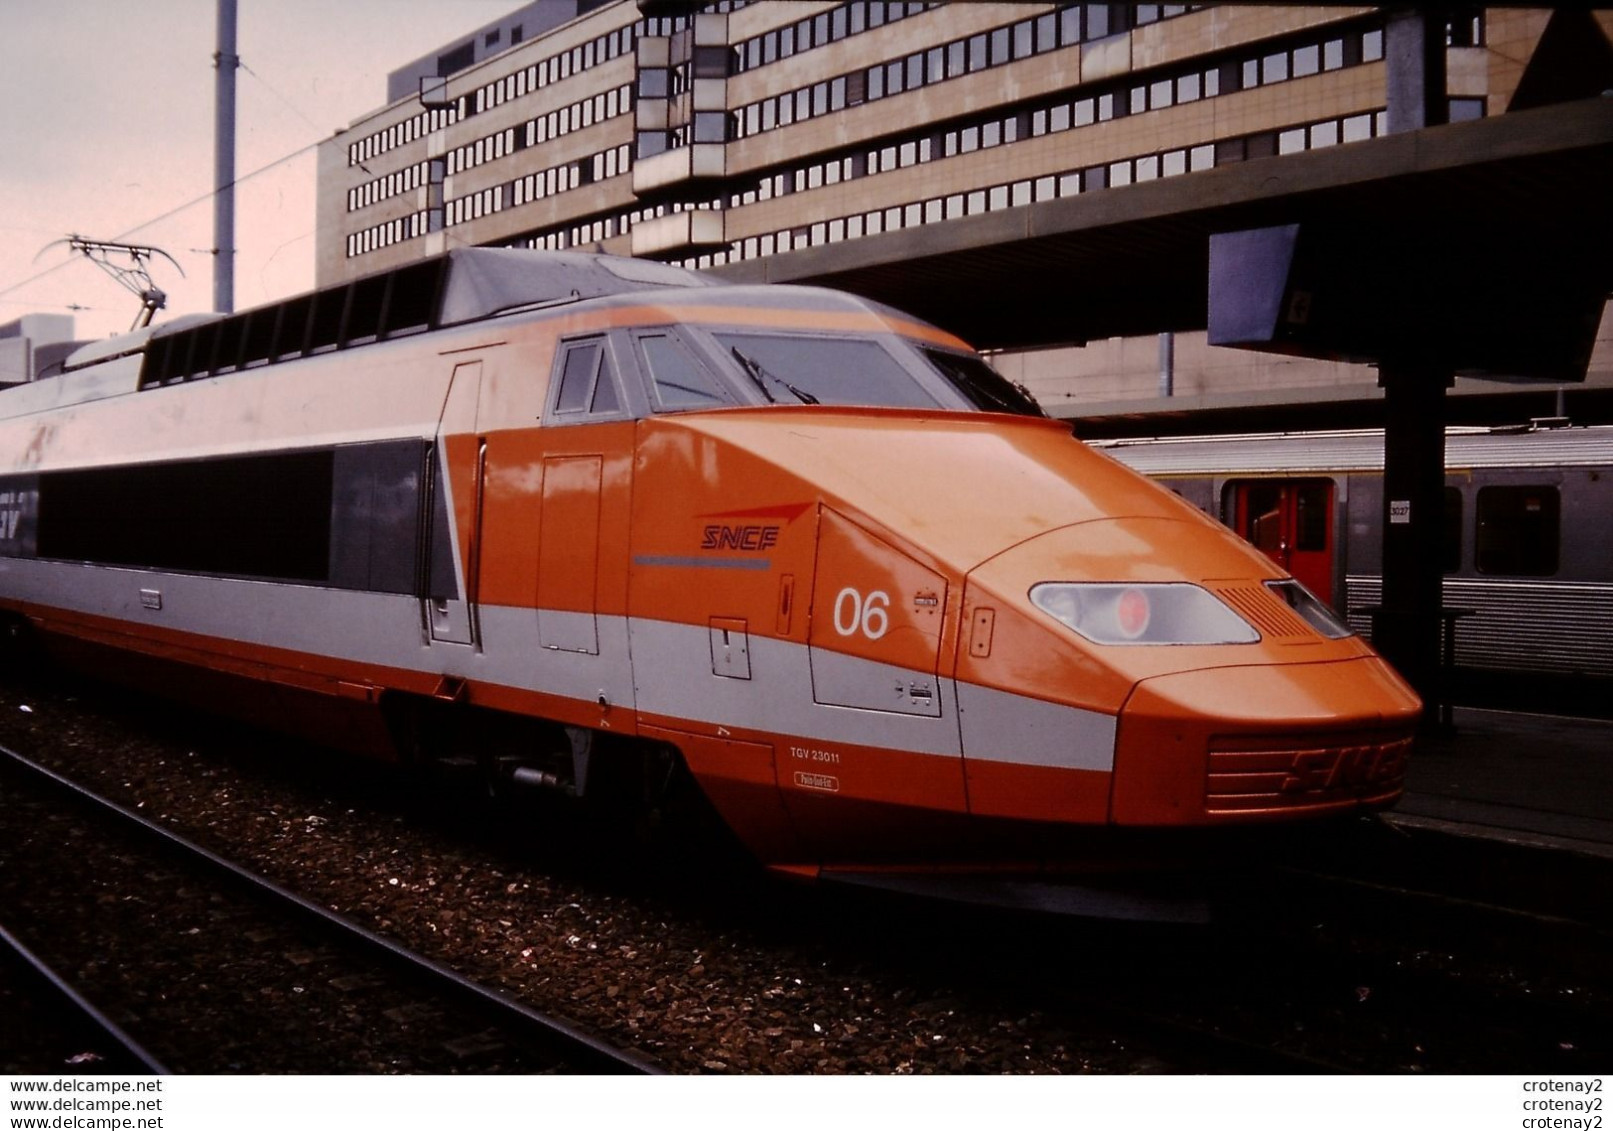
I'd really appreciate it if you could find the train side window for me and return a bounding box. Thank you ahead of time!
[552,338,623,419]
[1294,482,1329,551]
[637,333,729,410]
[590,362,620,413]
[1475,485,1559,576]
[556,341,601,413]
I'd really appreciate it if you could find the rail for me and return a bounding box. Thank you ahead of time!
[0,740,659,1075]
[0,919,170,1074]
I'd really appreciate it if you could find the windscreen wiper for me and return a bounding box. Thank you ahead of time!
[729,346,820,405]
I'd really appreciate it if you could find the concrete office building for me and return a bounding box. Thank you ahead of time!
[0,314,79,387]
[316,4,1613,422]
[383,1,616,106]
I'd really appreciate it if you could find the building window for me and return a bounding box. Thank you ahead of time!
[1447,9,1484,47]
[438,41,474,78]
[639,68,669,99]
[693,112,730,144]
[1342,113,1375,142]
[693,45,732,80]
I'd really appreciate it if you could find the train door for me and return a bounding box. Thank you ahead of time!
[782,508,967,855]
[1229,479,1336,604]
[425,360,484,646]
[536,455,602,654]
[534,335,636,671]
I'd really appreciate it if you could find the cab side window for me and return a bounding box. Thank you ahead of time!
[552,337,622,419]
[637,332,729,411]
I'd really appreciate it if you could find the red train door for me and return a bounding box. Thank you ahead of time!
[1230,479,1336,604]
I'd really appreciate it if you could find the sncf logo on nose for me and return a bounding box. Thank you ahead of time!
[1280,740,1410,794]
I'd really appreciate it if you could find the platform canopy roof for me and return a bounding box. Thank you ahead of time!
[713,98,1613,376]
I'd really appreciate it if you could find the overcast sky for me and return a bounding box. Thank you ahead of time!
[0,0,520,345]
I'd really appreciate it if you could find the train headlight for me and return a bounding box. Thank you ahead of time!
[1030,583,1260,646]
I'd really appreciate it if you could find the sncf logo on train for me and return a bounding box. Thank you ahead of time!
[1279,739,1411,795]
[696,502,812,553]
[700,524,780,552]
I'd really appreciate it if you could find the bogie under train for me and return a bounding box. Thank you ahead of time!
[0,250,1419,881]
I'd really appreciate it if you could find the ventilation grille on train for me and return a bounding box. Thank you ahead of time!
[1212,584,1313,641]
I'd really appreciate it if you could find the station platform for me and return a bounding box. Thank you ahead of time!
[1392,707,1613,860]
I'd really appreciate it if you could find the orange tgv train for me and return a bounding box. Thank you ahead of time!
[0,250,1419,882]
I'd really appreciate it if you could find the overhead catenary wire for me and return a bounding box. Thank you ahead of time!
[2,5,524,331]
[0,134,327,306]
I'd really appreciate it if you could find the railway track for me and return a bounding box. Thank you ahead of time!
[4,672,1608,1075]
[1118,853,1613,1073]
[0,920,168,1074]
[0,675,1184,1073]
[987,919,1606,1074]
[814,829,1613,1075]
[0,741,658,1074]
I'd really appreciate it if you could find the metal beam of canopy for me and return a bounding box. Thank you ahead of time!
[713,97,1613,354]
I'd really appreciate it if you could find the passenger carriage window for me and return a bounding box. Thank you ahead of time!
[1294,482,1329,551]
[638,333,729,410]
[1242,483,1285,555]
[1476,485,1559,576]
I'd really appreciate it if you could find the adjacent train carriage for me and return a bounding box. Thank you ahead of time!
[0,250,1420,882]
[1098,426,1613,694]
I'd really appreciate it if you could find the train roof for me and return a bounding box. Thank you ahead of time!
[0,251,721,420]
[122,248,717,390]
[1093,425,1613,473]
[27,249,951,406]
[8,249,963,417]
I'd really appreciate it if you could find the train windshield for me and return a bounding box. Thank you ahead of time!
[920,348,1044,417]
[712,333,938,409]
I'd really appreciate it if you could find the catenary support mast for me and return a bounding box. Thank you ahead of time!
[214,0,238,314]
